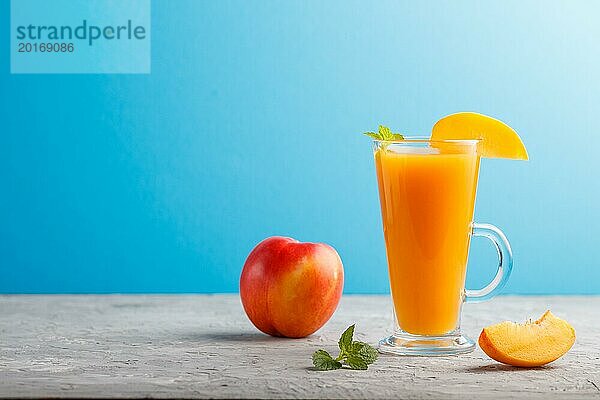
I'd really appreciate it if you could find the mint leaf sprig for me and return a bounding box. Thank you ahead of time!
[311,324,378,371]
[364,125,404,141]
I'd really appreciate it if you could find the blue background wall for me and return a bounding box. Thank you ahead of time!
[1,1,598,294]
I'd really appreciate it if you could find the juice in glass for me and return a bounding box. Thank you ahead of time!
[375,141,480,335]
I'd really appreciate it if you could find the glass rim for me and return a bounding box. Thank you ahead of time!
[372,136,481,144]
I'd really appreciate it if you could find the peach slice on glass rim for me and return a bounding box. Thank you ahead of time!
[431,112,529,160]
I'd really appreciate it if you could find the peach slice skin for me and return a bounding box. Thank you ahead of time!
[478,310,575,367]
[431,112,529,160]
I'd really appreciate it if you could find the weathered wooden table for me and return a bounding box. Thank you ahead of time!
[0,295,598,399]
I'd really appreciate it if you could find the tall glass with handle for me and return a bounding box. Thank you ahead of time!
[373,138,512,355]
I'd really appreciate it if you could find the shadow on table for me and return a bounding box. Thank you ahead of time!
[178,332,290,343]
[462,363,558,373]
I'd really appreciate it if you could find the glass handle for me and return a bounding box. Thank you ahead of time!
[465,223,513,303]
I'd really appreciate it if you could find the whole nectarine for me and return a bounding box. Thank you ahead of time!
[240,236,344,338]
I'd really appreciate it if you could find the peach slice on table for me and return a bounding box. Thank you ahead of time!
[431,112,529,160]
[478,310,575,367]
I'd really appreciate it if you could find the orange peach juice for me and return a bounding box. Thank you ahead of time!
[375,141,480,335]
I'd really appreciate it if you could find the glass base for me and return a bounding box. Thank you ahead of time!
[378,330,475,356]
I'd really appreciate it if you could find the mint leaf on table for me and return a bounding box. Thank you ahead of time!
[363,125,404,141]
[312,350,342,371]
[338,324,355,353]
[345,354,368,370]
[352,341,378,364]
[311,324,378,371]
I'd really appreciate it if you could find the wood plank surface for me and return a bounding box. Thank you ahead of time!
[1,295,599,399]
